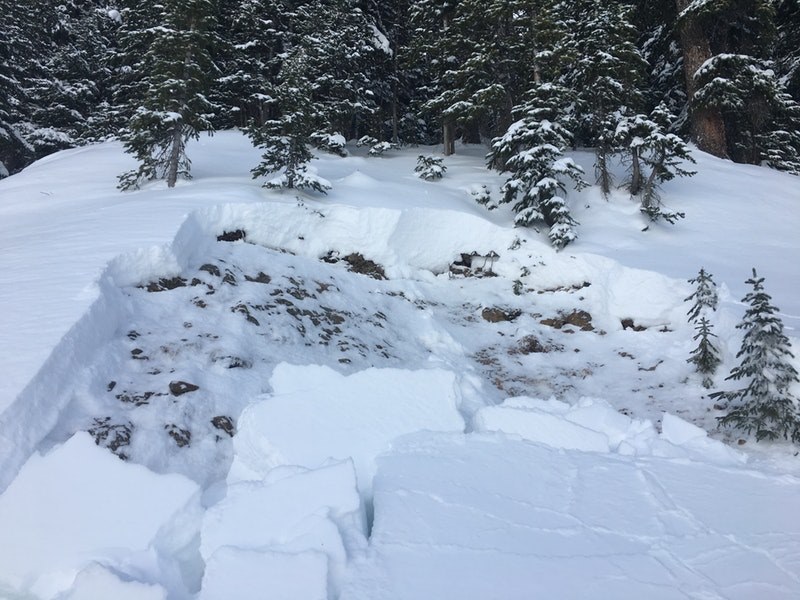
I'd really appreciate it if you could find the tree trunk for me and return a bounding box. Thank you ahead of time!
[675,0,728,158]
[630,146,642,195]
[596,146,611,196]
[443,119,455,156]
[166,123,182,188]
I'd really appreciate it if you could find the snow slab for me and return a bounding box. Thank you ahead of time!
[202,459,365,599]
[0,432,200,599]
[56,564,167,600]
[342,432,800,600]
[230,364,466,494]
[473,396,745,465]
[200,547,327,600]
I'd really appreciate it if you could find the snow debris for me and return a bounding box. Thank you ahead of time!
[0,433,199,599]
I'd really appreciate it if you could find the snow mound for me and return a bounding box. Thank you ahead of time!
[342,431,800,600]
[473,396,745,465]
[231,364,466,494]
[0,433,199,599]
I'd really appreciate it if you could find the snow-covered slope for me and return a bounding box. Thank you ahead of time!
[1,131,799,599]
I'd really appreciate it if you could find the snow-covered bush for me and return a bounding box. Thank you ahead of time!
[368,141,400,157]
[415,155,446,181]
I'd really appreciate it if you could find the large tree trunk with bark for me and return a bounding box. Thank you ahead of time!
[675,0,728,158]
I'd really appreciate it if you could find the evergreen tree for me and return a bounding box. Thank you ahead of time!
[775,0,800,101]
[685,267,719,321]
[559,0,648,195]
[249,47,331,193]
[694,53,800,172]
[0,1,55,175]
[685,267,721,388]
[31,1,121,149]
[116,0,219,189]
[616,103,694,222]
[713,269,800,442]
[487,84,586,250]
[634,0,686,123]
[213,0,284,129]
[688,317,721,389]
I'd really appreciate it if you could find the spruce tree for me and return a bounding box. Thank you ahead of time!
[249,48,331,193]
[685,268,721,388]
[487,83,586,250]
[116,0,218,190]
[713,269,800,442]
[616,103,694,223]
[0,1,55,175]
[685,267,719,321]
[213,0,284,129]
[688,318,721,389]
[558,0,648,195]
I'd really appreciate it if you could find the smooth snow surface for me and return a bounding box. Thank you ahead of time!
[343,432,800,600]
[1,131,799,599]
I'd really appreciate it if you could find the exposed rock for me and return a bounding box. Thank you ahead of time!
[200,263,221,277]
[169,380,200,396]
[343,253,386,280]
[217,229,246,242]
[244,271,271,284]
[211,415,235,437]
[165,424,191,447]
[540,309,594,332]
[621,318,647,331]
[88,417,133,458]
[144,277,187,292]
[481,307,522,323]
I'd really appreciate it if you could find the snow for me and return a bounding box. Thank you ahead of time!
[200,548,328,600]
[58,565,167,600]
[0,131,799,599]
[202,460,365,598]
[0,433,199,599]
[230,364,465,494]
[342,431,800,600]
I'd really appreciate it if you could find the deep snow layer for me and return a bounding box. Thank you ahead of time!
[1,132,799,599]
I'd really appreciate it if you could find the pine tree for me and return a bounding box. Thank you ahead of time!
[685,267,719,321]
[487,83,586,250]
[0,1,56,175]
[249,48,331,193]
[713,269,800,443]
[558,0,648,195]
[616,103,694,223]
[213,0,284,129]
[685,267,721,388]
[30,1,121,149]
[677,0,800,171]
[688,318,721,389]
[694,53,800,172]
[116,0,218,190]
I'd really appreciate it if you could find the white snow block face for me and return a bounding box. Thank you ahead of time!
[472,396,660,453]
[0,433,199,599]
[652,413,746,466]
[473,399,611,452]
[58,564,168,600]
[200,548,328,600]
[201,460,366,598]
[341,431,800,600]
[231,364,465,494]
